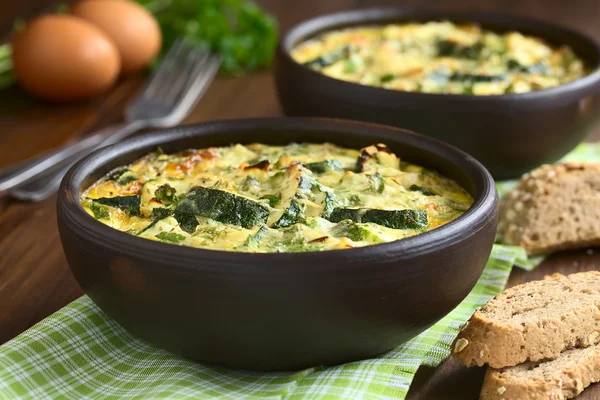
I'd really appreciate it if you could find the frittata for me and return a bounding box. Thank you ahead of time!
[291,21,586,95]
[81,143,473,252]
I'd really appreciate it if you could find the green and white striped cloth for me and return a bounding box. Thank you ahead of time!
[1,143,599,400]
[0,246,517,400]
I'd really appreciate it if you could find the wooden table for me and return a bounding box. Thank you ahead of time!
[1,1,600,398]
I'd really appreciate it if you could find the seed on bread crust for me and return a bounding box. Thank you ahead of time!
[588,331,599,345]
[453,338,469,353]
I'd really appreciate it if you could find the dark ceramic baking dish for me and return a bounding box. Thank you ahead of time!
[275,9,600,179]
[57,118,498,371]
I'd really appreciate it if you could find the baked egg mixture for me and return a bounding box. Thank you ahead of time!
[292,21,586,95]
[81,143,473,253]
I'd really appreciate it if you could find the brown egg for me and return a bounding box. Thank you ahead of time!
[72,0,162,75]
[12,15,121,102]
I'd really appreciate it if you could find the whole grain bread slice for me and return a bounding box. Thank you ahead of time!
[452,271,600,369]
[498,162,600,256]
[480,344,600,400]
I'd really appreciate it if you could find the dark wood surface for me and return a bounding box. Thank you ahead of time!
[1,1,600,399]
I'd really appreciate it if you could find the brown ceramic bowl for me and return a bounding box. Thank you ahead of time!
[275,9,600,179]
[57,118,498,371]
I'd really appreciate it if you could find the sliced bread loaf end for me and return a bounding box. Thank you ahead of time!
[498,162,600,256]
[480,344,600,400]
[452,271,600,368]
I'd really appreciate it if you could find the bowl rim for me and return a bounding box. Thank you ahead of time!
[59,117,497,266]
[278,7,600,102]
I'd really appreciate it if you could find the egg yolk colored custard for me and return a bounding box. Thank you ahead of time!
[81,143,473,252]
[291,21,586,95]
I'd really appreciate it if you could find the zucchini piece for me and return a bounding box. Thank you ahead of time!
[305,159,344,174]
[88,202,110,220]
[94,196,141,216]
[138,207,174,234]
[138,216,187,238]
[154,184,177,203]
[105,168,137,185]
[380,74,395,83]
[437,40,484,59]
[328,208,362,222]
[155,232,186,243]
[243,225,270,248]
[117,170,138,185]
[372,172,385,193]
[449,73,506,83]
[151,207,172,221]
[271,164,336,226]
[175,187,269,229]
[106,168,128,181]
[304,46,350,69]
[408,184,435,196]
[507,60,550,75]
[150,207,173,221]
[140,178,190,216]
[174,211,199,234]
[269,164,308,227]
[321,192,336,218]
[273,199,304,228]
[327,208,428,230]
[361,209,428,230]
[331,220,384,243]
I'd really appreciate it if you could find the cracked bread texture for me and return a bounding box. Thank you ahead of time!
[498,162,600,256]
[452,272,600,369]
[480,343,600,400]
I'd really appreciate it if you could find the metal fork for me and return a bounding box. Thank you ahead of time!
[1,39,220,201]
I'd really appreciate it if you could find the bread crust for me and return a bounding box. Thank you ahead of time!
[452,272,600,369]
[498,162,600,256]
[480,344,600,400]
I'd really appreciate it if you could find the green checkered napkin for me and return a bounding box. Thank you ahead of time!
[1,143,599,400]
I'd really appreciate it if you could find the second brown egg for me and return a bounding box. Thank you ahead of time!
[72,0,162,75]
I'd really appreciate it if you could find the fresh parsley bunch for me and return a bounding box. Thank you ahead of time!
[137,0,278,75]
